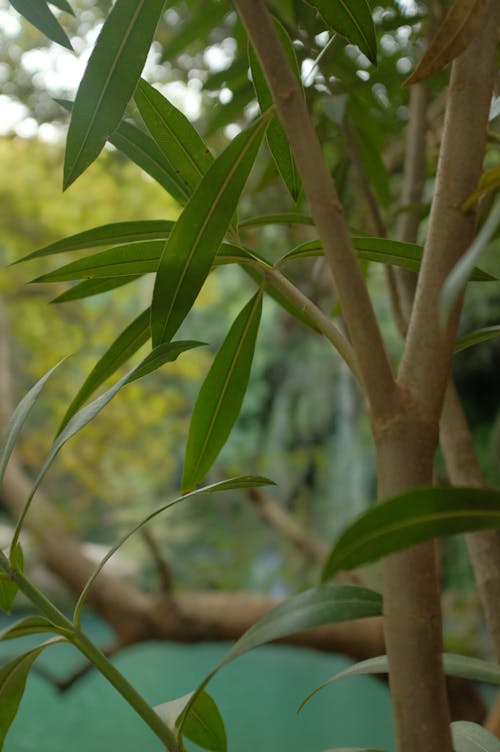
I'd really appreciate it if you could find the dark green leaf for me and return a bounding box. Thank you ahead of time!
[160,2,229,62]
[182,292,263,492]
[306,0,377,64]
[126,341,204,384]
[151,116,268,347]
[52,277,139,304]
[34,241,165,282]
[17,220,174,263]
[279,237,496,280]
[0,616,63,641]
[0,577,18,614]
[0,360,65,486]
[455,325,500,353]
[249,20,301,201]
[10,0,72,49]
[0,640,61,750]
[156,691,227,752]
[452,721,500,752]
[58,309,151,432]
[48,0,74,13]
[63,0,165,188]
[135,79,213,194]
[322,487,500,579]
[177,585,382,738]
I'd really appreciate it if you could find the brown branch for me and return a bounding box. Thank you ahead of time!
[234,0,398,423]
[140,528,174,594]
[399,2,500,422]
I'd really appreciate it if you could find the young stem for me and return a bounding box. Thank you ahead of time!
[0,551,179,752]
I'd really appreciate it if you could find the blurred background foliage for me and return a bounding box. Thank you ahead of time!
[0,0,498,655]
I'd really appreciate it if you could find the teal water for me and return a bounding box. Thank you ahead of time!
[1,615,394,752]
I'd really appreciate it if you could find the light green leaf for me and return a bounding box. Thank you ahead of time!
[452,721,500,752]
[57,99,190,202]
[177,585,382,739]
[16,220,174,264]
[73,475,274,621]
[10,0,72,49]
[156,691,227,752]
[440,197,500,326]
[306,0,377,64]
[182,292,263,492]
[151,116,268,347]
[463,165,500,211]
[135,79,213,194]
[238,213,314,228]
[249,20,301,201]
[279,237,496,280]
[63,0,165,188]
[0,639,62,751]
[52,277,139,304]
[0,616,63,641]
[58,309,151,431]
[455,325,500,353]
[0,360,65,487]
[322,487,500,579]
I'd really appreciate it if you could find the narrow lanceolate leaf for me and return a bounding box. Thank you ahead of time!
[452,722,500,752]
[322,487,500,579]
[10,0,72,49]
[463,166,500,211]
[238,213,314,229]
[278,237,496,281]
[182,292,263,492]
[34,241,165,282]
[0,576,18,613]
[405,0,489,85]
[0,616,63,641]
[177,585,382,739]
[151,116,268,347]
[63,0,165,188]
[47,0,74,14]
[135,79,213,195]
[455,325,500,353]
[58,309,151,431]
[17,220,174,264]
[0,640,62,751]
[73,475,274,620]
[300,653,500,710]
[52,277,139,304]
[440,196,500,326]
[0,360,65,486]
[249,21,301,201]
[306,0,377,64]
[156,691,227,752]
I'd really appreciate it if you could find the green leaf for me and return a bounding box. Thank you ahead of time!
[455,325,500,353]
[440,196,500,326]
[52,277,139,304]
[151,116,268,347]
[279,237,496,280]
[160,1,229,62]
[47,0,74,13]
[249,20,301,201]
[452,722,500,752]
[16,220,174,264]
[182,292,263,492]
[177,585,382,739]
[0,640,62,750]
[63,0,165,188]
[306,0,377,64]
[0,360,65,487]
[33,241,165,282]
[126,341,205,384]
[135,79,213,194]
[238,213,314,228]
[10,0,72,49]
[73,475,274,621]
[0,616,63,641]
[0,577,18,614]
[321,749,383,752]
[156,691,227,752]
[57,99,190,203]
[58,309,151,431]
[322,487,500,579]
